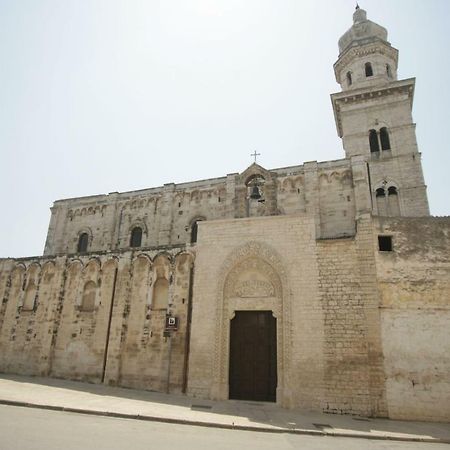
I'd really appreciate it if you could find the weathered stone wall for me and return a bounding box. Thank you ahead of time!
[187,214,386,416]
[187,215,325,410]
[317,215,387,417]
[2,215,449,421]
[331,79,430,218]
[374,217,450,421]
[0,247,194,394]
[44,161,358,257]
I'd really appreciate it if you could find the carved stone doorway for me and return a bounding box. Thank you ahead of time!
[229,311,277,402]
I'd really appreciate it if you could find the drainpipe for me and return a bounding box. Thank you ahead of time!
[366,162,374,210]
[102,267,118,384]
[182,265,194,393]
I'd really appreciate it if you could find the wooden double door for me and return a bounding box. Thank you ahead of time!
[229,311,277,402]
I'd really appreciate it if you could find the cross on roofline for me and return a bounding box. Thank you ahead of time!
[251,150,261,163]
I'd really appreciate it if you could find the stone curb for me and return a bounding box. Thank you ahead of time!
[0,399,448,444]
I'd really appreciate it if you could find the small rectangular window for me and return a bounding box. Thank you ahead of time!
[378,235,393,252]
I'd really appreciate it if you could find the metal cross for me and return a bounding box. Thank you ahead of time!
[251,151,261,163]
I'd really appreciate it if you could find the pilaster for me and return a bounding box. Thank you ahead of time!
[158,183,175,246]
[303,161,320,237]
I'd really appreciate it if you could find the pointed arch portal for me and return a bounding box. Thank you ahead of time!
[207,240,291,405]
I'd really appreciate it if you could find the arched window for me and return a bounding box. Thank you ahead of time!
[190,219,204,244]
[346,71,352,86]
[152,278,169,310]
[191,222,198,243]
[386,64,392,78]
[380,127,391,150]
[130,227,142,248]
[375,188,387,216]
[369,129,380,153]
[388,186,397,196]
[80,281,96,311]
[387,186,400,216]
[365,62,373,77]
[77,233,89,253]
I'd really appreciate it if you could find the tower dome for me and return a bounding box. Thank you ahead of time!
[334,7,398,91]
[338,6,388,55]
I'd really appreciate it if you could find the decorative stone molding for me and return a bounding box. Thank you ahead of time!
[211,240,292,405]
[334,42,398,78]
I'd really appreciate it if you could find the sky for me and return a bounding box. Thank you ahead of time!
[0,0,449,258]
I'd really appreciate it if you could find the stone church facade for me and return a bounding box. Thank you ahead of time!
[1,8,449,421]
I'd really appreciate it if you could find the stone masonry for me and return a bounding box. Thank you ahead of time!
[0,7,448,421]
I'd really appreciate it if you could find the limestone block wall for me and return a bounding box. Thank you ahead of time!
[44,178,230,255]
[44,196,117,255]
[369,152,429,217]
[332,79,429,217]
[0,257,65,376]
[118,252,193,392]
[187,214,385,416]
[374,217,450,421]
[44,160,360,257]
[335,81,416,157]
[50,257,117,381]
[317,214,387,417]
[317,165,356,238]
[187,215,325,410]
[0,247,194,394]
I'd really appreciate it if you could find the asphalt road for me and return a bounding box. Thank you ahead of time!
[0,405,445,450]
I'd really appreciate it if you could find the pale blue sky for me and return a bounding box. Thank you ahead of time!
[0,0,449,257]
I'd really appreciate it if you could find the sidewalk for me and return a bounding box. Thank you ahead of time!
[0,374,448,444]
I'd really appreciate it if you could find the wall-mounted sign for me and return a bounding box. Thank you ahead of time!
[165,315,179,331]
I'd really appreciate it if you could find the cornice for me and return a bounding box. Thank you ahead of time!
[331,78,415,137]
[334,41,399,80]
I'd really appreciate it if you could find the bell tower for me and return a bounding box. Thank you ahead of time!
[331,6,429,217]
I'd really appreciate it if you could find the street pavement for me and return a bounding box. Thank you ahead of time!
[1,405,449,450]
[0,374,448,445]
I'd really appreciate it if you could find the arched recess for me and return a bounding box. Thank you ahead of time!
[65,260,83,310]
[101,258,119,302]
[174,251,194,276]
[152,279,169,310]
[129,254,152,310]
[37,261,57,315]
[211,241,291,406]
[80,281,97,312]
[41,261,56,283]
[8,265,25,312]
[78,259,101,310]
[21,263,41,311]
[151,254,171,310]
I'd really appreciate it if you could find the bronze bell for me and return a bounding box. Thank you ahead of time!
[250,185,261,200]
